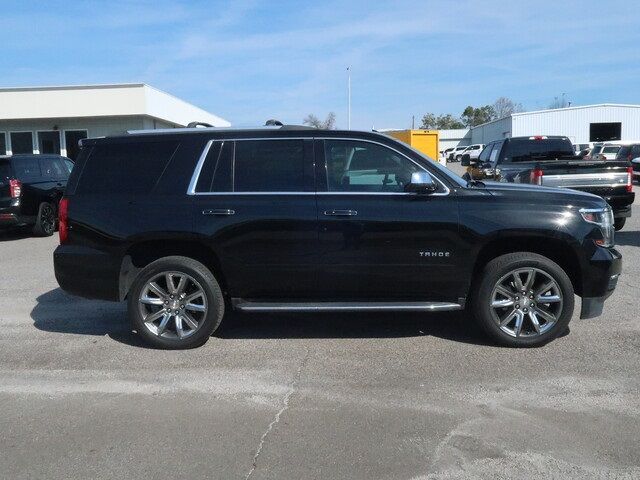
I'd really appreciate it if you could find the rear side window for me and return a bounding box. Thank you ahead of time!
[39,157,68,180]
[76,141,179,194]
[12,157,42,182]
[234,140,305,192]
[195,141,234,193]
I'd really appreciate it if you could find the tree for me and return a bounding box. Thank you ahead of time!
[461,105,496,127]
[493,97,523,118]
[303,112,336,129]
[548,95,569,109]
[419,113,465,130]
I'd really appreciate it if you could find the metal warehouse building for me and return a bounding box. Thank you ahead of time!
[471,104,640,145]
[0,84,229,160]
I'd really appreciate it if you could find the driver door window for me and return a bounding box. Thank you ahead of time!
[324,140,420,193]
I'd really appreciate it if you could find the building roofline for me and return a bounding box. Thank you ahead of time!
[512,103,640,116]
[471,103,640,130]
[470,115,512,130]
[0,83,147,93]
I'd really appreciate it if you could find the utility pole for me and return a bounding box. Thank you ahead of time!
[347,67,351,130]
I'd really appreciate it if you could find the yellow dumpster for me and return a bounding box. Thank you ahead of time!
[385,129,439,160]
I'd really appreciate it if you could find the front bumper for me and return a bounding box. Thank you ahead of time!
[579,247,622,319]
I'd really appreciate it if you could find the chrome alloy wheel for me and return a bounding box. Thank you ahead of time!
[138,271,208,339]
[489,267,563,338]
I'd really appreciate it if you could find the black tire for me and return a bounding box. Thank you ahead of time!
[33,202,56,237]
[472,252,574,347]
[128,256,224,349]
[614,217,626,231]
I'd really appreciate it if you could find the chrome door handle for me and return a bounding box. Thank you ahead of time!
[202,209,235,216]
[324,209,357,216]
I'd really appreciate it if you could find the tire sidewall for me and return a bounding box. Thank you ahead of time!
[34,202,56,236]
[128,257,224,349]
[474,254,574,347]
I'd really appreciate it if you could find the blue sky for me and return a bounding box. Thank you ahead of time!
[2,0,639,129]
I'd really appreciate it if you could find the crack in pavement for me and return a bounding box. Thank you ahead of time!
[245,349,310,480]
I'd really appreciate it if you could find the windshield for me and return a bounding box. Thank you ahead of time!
[502,138,575,162]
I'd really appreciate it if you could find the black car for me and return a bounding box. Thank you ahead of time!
[462,136,634,230]
[0,154,72,236]
[54,126,621,349]
[616,143,640,181]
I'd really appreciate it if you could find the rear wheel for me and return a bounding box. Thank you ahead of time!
[472,252,574,347]
[128,256,224,349]
[33,202,56,237]
[614,217,626,231]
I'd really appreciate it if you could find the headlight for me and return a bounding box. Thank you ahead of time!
[580,207,614,247]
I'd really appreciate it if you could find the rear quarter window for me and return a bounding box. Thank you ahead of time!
[75,140,180,194]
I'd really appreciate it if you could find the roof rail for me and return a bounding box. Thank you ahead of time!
[186,121,213,128]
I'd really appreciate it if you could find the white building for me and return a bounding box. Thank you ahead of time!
[471,104,640,146]
[0,83,230,160]
[439,128,471,152]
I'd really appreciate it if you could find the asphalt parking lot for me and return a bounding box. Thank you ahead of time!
[1,172,639,479]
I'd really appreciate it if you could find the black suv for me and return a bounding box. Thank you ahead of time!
[0,154,73,236]
[54,127,622,349]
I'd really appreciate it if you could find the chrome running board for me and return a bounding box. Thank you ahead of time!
[232,299,463,312]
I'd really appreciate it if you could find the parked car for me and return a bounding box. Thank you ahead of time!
[457,144,484,161]
[573,143,591,155]
[0,154,73,236]
[448,146,467,161]
[461,136,634,230]
[442,147,455,160]
[587,141,640,160]
[598,144,621,160]
[54,126,622,349]
[616,143,640,180]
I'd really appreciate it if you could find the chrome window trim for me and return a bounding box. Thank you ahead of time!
[187,136,451,196]
[187,139,214,195]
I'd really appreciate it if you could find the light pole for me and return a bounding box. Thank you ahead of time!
[347,66,351,130]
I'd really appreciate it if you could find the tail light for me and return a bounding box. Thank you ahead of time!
[626,166,633,193]
[58,197,69,244]
[530,168,544,185]
[9,179,22,198]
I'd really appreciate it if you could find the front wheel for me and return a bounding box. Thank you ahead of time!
[614,217,626,231]
[472,252,574,347]
[128,256,224,349]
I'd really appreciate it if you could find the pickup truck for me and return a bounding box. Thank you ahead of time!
[462,136,634,230]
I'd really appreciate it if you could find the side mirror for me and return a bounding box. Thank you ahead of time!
[405,171,438,194]
[460,154,471,166]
